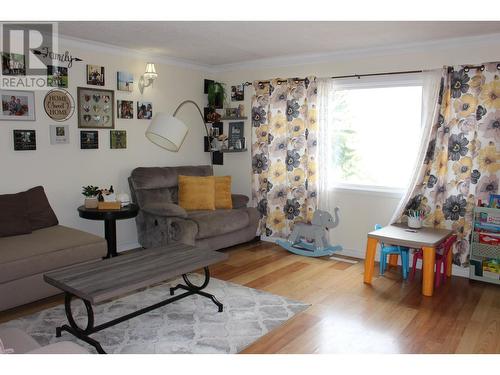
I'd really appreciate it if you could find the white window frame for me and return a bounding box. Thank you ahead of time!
[330,73,424,195]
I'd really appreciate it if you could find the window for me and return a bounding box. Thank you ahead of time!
[329,76,423,191]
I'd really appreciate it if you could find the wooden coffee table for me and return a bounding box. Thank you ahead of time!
[44,244,228,354]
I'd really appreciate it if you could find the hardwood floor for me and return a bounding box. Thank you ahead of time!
[1,240,499,353]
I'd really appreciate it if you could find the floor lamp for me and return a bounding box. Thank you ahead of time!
[145,100,212,165]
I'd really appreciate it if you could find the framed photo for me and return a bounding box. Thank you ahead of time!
[137,101,152,120]
[80,130,98,149]
[110,130,127,149]
[13,130,36,150]
[117,71,133,92]
[228,121,244,149]
[1,90,36,121]
[86,64,105,86]
[2,53,25,76]
[225,108,238,118]
[77,87,114,129]
[50,125,70,144]
[231,84,244,101]
[117,100,134,119]
[47,65,68,88]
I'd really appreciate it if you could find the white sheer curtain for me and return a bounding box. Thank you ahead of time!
[390,69,444,223]
[317,78,337,214]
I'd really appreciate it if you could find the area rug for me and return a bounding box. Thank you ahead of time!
[0,275,309,354]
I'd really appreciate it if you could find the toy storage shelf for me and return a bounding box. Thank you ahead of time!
[469,206,500,285]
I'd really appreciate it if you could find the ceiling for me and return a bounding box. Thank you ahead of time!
[58,21,500,67]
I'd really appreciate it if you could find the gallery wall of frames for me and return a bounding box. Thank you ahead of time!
[1,58,154,150]
[0,39,213,251]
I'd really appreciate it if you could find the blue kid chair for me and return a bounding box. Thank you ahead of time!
[375,224,410,279]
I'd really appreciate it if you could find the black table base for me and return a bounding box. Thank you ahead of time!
[104,219,117,258]
[55,267,222,354]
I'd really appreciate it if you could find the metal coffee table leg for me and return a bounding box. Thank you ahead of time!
[169,267,224,312]
[56,293,106,354]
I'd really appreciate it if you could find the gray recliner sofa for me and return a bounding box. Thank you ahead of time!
[128,165,259,251]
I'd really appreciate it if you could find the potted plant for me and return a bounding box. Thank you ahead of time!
[207,81,227,110]
[82,185,100,209]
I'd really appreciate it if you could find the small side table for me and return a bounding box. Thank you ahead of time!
[78,204,139,258]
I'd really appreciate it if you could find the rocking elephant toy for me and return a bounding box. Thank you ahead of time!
[276,208,343,257]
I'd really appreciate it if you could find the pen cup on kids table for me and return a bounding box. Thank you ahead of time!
[407,209,424,229]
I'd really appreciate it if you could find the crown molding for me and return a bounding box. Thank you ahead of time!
[57,34,215,73]
[210,32,500,73]
[54,31,500,75]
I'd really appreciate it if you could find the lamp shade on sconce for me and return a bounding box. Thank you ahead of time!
[143,63,157,81]
[145,112,188,152]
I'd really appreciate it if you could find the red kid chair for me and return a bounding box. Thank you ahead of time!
[410,234,457,288]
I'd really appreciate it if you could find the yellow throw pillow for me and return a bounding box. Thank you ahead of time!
[215,176,232,209]
[178,175,215,211]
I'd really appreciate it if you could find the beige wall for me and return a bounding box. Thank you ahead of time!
[0,38,215,251]
[214,37,500,260]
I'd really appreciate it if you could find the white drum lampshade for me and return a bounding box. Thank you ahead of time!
[145,112,189,152]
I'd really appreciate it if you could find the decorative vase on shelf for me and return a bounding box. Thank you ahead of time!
[84,197,98,209]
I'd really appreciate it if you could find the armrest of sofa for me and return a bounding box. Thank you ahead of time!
[232,194,249,209]
[141,202,188,218]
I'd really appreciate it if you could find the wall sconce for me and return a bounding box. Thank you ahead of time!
[139,63,158,94]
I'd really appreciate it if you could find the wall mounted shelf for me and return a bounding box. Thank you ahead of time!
[219,116,248,121]
[220,148,247,153]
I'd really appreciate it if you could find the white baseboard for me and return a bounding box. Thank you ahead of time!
[260,236,469,278]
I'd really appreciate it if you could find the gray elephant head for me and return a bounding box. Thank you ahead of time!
[311,208,340,229]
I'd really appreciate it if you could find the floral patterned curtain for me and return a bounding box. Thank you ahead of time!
[251,77,318,238]
[399,62,500,267]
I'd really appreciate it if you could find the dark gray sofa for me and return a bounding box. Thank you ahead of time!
[128,165,259,251]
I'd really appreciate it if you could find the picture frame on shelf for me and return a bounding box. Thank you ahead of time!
[86,64,105,86]
[225,108,238,118]
[0,90,36,121]
[50,125,70,144]
[13,129,36,150]
[228,121,244,150]
[77,87,114,129]
[80,130,98,149]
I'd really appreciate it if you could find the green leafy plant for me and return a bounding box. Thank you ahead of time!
[82,185,100,198]
[207,81,227,109]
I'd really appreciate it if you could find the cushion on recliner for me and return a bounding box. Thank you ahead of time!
[178,175,216,211]
[187,209,250,240]
[215,176,232,209]
[0,192,31,237]
[0,225,107,284]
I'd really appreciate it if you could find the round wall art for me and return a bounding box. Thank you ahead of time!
[43,88,75,121]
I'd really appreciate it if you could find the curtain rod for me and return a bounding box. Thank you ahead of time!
[242,64,498,86]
